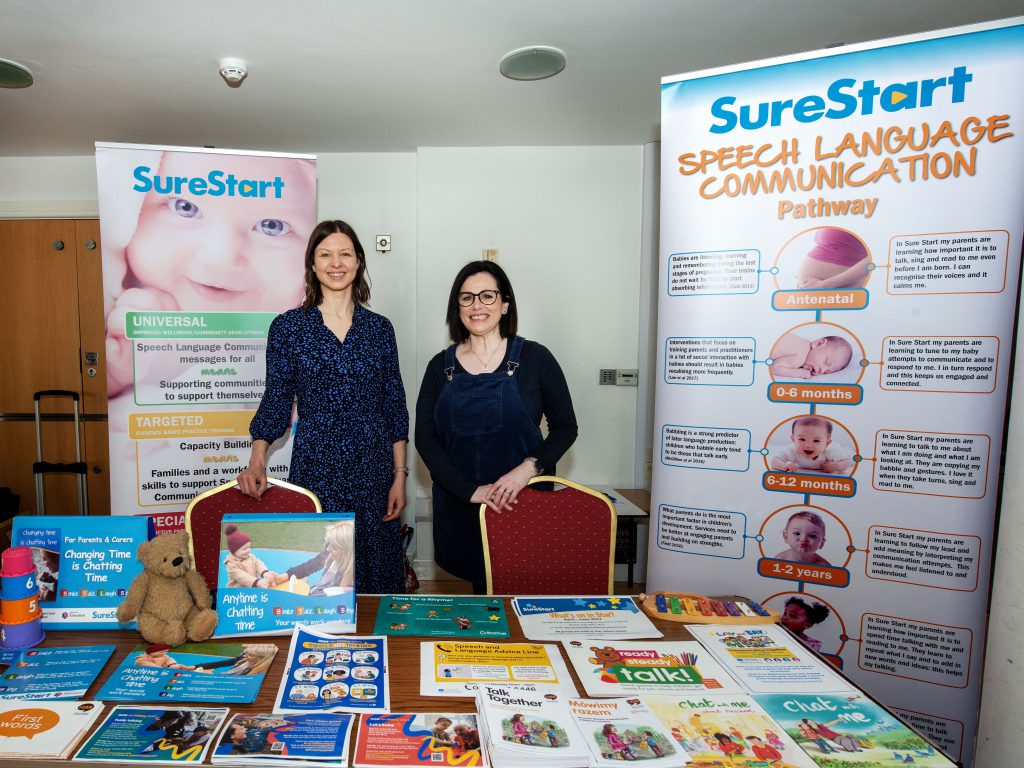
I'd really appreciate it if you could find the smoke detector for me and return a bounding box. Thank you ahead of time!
[218,57,248,87]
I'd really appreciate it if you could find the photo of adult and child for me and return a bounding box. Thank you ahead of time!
[765,415,858,477]
[213,714,293,755]
[217,517,354,597]
[424,714,482,758]
[130,641,277,675]
[28,547,59,601]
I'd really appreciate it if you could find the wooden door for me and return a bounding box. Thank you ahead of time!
[0,219,109,516]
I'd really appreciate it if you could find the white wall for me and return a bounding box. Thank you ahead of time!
[413,145,645,574]
[313,152,419,512]
[415,146,644,480]
[0,155,99,216]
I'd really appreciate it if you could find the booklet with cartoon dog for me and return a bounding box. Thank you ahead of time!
[561,639,741,697]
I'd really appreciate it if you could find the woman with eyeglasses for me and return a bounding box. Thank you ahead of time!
[415,261,577,593]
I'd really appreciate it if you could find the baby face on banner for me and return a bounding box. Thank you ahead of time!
[126,151,317,312]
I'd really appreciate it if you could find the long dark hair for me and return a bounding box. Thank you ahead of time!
[302,220,370,309]
[445,261,518,343]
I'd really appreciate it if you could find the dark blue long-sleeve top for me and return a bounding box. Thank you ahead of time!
[249,304,408,593]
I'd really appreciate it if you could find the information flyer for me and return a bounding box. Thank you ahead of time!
[374,595,510,639]
[96,143,318,518]
[512,597,661,641]
[274,628,390,715]
[0,646,114,700]
[97,642,276,704]
[648,19,1024,766]
[213,513,357,637]
[12,515,153,629]
[419,642,574,697]
[562,638,741,697]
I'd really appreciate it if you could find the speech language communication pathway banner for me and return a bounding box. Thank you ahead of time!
[97,143,317,526]
[648,18,1024,766]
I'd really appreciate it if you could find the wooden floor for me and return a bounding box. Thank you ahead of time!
[416,578,645,596]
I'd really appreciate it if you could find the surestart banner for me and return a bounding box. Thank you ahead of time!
[97,143,317,523]
[648,19,1023,766]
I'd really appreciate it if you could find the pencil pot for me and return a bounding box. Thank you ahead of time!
[0,595,41,624]
[0,617,44,649]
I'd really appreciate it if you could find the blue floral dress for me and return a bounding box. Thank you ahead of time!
[250,304,408,593]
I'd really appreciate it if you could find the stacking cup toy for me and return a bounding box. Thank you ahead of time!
[0,619,44,649]
[0,595,40,624]
[0,546,45,649]
[0,547,37,601]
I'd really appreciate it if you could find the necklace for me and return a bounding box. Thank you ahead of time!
[469,340,503,371]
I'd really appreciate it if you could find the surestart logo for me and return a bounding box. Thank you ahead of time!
[132,166,285,198]
[709,65,973,134]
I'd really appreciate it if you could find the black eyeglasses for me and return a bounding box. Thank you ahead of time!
[457,290,501,307]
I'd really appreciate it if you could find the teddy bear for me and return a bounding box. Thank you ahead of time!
[116,530,218,646]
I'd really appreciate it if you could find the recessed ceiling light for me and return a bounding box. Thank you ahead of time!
[0,58,32,88]
[500,46,566,81]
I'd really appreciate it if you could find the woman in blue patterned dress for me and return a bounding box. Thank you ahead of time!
[237,220,409,593]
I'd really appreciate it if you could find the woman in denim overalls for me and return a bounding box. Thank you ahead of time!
[416,262,578,593]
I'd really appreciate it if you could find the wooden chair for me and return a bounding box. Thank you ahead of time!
[185,478,321,591]
[480,476,617,595]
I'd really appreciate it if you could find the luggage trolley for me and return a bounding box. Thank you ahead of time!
[33,390,88,515]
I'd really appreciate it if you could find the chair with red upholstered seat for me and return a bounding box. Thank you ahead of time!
[185,478,321,591]
[480,476,616,595]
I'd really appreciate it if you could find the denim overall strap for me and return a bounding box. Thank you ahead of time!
[431,337,543,584]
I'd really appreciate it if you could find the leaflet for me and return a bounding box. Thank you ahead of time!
[274,626,389,715]
[688,625,853,694]
[211,712,355,766]
[512,597,662,641]
[476,684,588,768]
[353,713,487,768]
[373,595,509,638]
[567,697,688,766]
[73,705,229,764]
[214,513,357,638]
[12,515,154,630]
[0,645,114,700]
[644,692,817,767]
[97,641,277,703]
[562,639,741,697]
[0,700,103,759]
[419,641,575,697]
[754,693,956,767]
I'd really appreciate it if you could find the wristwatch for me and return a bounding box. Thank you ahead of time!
[524,456,544,475]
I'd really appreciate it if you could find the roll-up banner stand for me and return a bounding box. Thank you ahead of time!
[96,143,317,530]
[649,18,1024,766]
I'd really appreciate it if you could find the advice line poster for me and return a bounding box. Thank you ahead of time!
[648,18,1024,767]
[97,143,317,522]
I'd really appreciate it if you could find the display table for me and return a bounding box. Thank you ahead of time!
[23,594,936,766]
